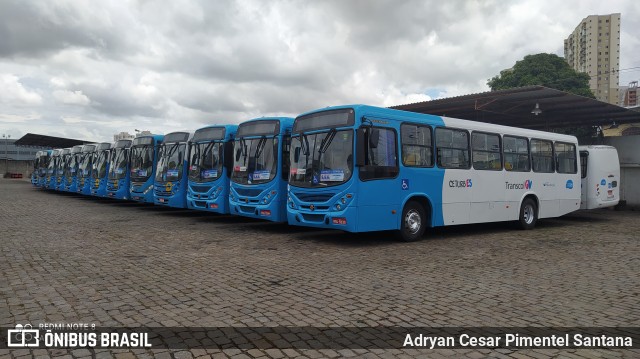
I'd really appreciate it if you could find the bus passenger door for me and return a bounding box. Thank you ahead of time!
[580,150,588,209]
[356,126,402,231]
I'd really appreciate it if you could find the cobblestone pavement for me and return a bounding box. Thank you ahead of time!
[1,179,639,358]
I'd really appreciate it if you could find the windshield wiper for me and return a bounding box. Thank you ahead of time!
[319,128,337,154]
[254,136,267,159]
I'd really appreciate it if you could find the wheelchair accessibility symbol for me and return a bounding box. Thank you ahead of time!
[401,179,409,190]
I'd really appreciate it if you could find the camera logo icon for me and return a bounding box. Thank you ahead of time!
[7,324,40,347]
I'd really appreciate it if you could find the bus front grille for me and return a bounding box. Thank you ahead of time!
[293,192,336,203]
[234,188,263,197]
[301,213,325,223]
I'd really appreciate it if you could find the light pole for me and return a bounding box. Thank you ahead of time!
[2,134,9,174]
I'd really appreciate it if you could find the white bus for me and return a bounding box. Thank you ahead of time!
[579,145,620,209]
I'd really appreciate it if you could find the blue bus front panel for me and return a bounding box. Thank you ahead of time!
[107,179,130,200]
[130,182,154,203]
[286,184,359,232]
[229,183,287,222]
[154,180,187,208]
[187,180,231,214]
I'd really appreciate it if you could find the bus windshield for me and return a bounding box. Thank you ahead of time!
[289,129,353,188]
[189,141,223,182]
[47,156,57,175]
[92,150,109,179]
[130,145,155,181]
[38,154,50,177]
[108,148,129,180]
[155,143,186,182]
[65,154,79,178]
[231,136,278,185]
[78,153,93,178]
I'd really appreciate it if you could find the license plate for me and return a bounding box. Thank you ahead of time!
[159,198,165,203]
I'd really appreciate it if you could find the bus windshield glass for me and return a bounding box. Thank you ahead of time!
[155,143,186,182]
[108,148,129,180]
[130,145,155,181]
[78,151,94,178]
[189,141,223,182]
[231,136,278,185]
[47,156,56,175]
[64,154,79,178]
[289,129,353,187]
[38,154,50,176]
[92,150,109,179]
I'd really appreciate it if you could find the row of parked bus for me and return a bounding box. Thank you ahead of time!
[30,104,620,241]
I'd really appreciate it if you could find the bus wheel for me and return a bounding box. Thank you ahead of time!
[518,198,537,230]
[398,201,426,242]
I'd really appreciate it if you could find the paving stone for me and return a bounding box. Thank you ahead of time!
[1,179,638,358]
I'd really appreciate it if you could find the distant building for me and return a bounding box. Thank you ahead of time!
[135,131,152,137]
[622,81,638,107]
[114,132,135,141]
[564,13,621,105]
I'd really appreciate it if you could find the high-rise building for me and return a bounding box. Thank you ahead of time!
[114,132,135,141]
[564,14,621,104]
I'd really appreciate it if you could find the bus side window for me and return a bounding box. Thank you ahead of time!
[580,151,588,179]
[472,132,501,170]
[531,139,554,173]
[436,127,470,169]
[555,142,577,174]
[503,136,530,172]
[359,127,399,180]
[401,123,433,167]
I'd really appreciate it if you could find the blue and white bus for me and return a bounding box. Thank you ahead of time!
[32,150,51,187]
[62,145,84,192]
[90,142,112,197]
[287,105,581,241]
[76,144,97,195]
[106,139,133,200]
[129,134,164,203]
[46,149,62,190]
[187,125,238,214]
[154,131,191,208]
[31,151,42,186]
[229,117,294,222]
[57,148,72,191]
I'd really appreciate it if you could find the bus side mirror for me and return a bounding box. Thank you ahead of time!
[356,128,366,167]
[294,147,301,163]
[224,142,234,171]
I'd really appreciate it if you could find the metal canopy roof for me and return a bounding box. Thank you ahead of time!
[13,133,91,149]
[391,86,640,130]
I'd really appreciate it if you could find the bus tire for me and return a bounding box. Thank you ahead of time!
[518,198,537,230]
[398,201,426,242]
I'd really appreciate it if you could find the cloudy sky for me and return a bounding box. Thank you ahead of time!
[1,0,638,142]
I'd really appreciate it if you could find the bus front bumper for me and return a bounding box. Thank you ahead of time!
[287,206,358,232]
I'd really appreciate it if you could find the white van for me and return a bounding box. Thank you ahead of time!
[579,145,620,209]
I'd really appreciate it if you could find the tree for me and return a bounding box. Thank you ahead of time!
[487,53,597,139]
[487,53,594,98]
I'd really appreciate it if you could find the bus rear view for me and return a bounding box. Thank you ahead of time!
[229,117,293,222]
[154,131,191,208]
[187,125,237,214]
[579,145,620,209]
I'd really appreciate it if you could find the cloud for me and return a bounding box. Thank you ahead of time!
[53,90,90,106]
[0,74,43,105]
[0,0,638,142]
